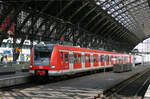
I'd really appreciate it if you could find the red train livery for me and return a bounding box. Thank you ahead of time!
[29,43,131,76]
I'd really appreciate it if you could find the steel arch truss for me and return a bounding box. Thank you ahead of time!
[0,0,148,53]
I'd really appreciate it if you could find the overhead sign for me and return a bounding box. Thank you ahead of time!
[3,50,11,55]
[16,48,22,52]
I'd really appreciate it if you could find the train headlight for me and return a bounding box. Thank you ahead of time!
[51,65,55,69]
[29,65,33,68]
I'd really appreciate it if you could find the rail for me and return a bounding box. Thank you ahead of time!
[102,67,150,98]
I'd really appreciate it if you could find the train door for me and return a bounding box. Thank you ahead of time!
[121,56,123,64]
[111,55,113,65]
[115,56,118,64]
[129,55,131,63]
[117,56,119,64]
[118,56,120,64]
[78,54,82,69]
[60,51,64,69]
[69,51,73,72]
[91,53,93,69]
[93,54,99,67]
[85,53,91,68]
[100,54,104,66]
[81,53,85,70]
[99,54,101,67]
[63,52,69,70]
[73,53,82,69]
[124,56,126,64]
[73,53,78,69]
[120,56,122,64]
[60,51,69,70]
[126,56,128,63]
[106,55,110,66]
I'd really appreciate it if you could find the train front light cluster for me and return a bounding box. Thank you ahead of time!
[50,65,55,69]
[29,65,32,68]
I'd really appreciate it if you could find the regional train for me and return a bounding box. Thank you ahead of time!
[29,43,132,76]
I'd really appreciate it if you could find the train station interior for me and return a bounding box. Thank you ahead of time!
[0,0,150,98]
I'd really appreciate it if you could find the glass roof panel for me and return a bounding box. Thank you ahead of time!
[94,0,150,39]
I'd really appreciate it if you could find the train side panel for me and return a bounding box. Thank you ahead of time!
[30,44,132,77]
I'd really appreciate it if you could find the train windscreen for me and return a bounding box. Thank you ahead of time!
[34,44,54,65]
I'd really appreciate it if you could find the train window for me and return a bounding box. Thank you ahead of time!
[34,49,51,65]
[115,56,118,61]
[69,54,73,63]
[88,55,91,62]
[85,55,88,63]
[85,54,90,63]
[65,54,68,64]
[101,55,104,62]
[110,56,113,61]
[74,54,77,64]
[97,55,99,62]
[61,52,63,59]
[106,56,109,62]
[78,54,81,63]
[94,55,98,62]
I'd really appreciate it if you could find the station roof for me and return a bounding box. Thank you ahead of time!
[2,0,150,52]
[95,0,150,43]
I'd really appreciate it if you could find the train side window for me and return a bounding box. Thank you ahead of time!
[99,55,101,62]
[97,55,99,62]
[65,54,68,64]
[61,52,63,59]
[69,54,73,63]
[78,54,81,63]
[94,55,98,62]
[101,55,104,62]
[88,55,91,62]
[85,55,88,63]
[106,56,108,62]
[111,56,113,61]
[74,54,77,64]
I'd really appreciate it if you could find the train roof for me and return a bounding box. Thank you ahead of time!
[34,43,129,55]
[54,44,129,55]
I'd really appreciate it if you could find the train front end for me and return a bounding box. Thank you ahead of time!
[29,44,55,77]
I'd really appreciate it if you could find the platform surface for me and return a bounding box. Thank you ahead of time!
[0,71,31,80]
[0,64,149,98]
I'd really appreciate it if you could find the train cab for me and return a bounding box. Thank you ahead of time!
[30,44,54,76]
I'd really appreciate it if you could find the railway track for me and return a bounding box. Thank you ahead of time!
[101,68,150,99]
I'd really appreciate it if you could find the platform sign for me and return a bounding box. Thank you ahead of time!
[3,50,11,55]
[16,48,22,52]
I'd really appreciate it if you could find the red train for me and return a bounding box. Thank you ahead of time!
[29,43,131,76]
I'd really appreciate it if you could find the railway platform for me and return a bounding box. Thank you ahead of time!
[0,72,31,88]
[45,64,150,98]
[0,63,148,98]
[0,63,31,88]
